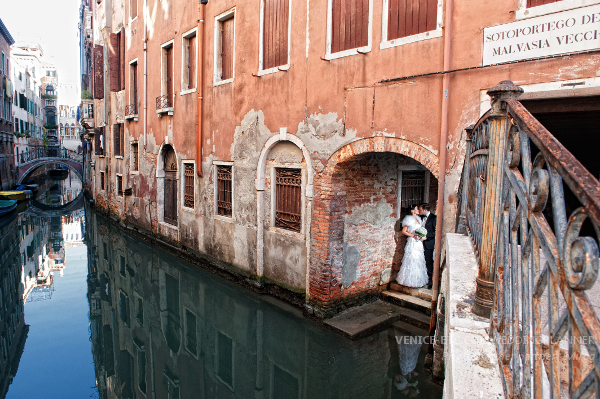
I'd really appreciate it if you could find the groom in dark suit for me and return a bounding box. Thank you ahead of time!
[419,203,436,289]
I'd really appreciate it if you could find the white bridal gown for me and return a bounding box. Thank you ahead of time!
[395,215,429,288]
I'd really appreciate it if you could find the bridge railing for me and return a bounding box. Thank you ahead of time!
[456,81,600,398]
[17,147,83,166]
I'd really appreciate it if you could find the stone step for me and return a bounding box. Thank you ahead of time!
[393,306,431,331]
[324,300,408,340]
[389,282,433,302]
[381,290,432,318]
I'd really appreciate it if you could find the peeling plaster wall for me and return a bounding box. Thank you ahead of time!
[86,0,600,310]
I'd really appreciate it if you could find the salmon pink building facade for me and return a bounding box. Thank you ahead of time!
[80,0,600,314]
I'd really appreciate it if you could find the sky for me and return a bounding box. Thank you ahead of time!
[3,0,82,106]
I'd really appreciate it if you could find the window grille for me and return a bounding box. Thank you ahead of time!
[217,165,232,216]
[100,171,105,190]
[275,168,301,232]
[184,164,194,208]
[400,171,426,209]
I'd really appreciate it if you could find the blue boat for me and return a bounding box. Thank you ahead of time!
[0,199,17,216]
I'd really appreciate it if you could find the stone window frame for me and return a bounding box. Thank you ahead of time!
[396,164,431,219]
[380,0,443,51]
[135,346,147,395]
[324,0,374,60]
[269,362,302,398]
[181,160,196,213]
[130,0,138,22]
[160,39,175,112]
[269,163,306,238]
[134,291,144,326]
[213,7,236,87]
[213,161,234,222]
[257,0,292,76]
[215,330,236,391]
[183,307,198,359]
[156,141,180,230]
[100,170,106,191]
[130,141,139,175]
[116,173,124,196]
[181,27,198,94]
[128,58,139,120]
[516,0,600,20]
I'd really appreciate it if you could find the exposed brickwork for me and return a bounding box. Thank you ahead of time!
[309,137,439,310]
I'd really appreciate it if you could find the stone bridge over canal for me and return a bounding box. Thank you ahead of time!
[16,148,83,184]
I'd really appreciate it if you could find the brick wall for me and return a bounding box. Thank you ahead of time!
[340,153,398,296]
[309,137,440,313]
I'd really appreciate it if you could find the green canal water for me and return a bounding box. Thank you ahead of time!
[1,181,442,398]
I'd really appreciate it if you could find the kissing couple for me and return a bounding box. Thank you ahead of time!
[394,203,436,289]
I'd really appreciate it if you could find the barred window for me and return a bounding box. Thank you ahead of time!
[184,163,194,208]
[275,168,301,232]
[131,143,139,171]
[217,165,232,216]
[100,171,105,190]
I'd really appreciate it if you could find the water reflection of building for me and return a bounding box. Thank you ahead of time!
[86,212,442,399]
[63,209,85,247]
[0,214,28,398]
[18,213,50,301]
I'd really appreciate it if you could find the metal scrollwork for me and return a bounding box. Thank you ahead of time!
[506,125,520,168]
[564,208,600,290]
[456,82,600,398]
[529,155,549,213]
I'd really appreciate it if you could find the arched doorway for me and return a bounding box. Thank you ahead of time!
[162,145,178,225]
[309,137,439,309]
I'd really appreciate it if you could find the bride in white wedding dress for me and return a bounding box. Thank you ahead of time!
[395,204,429,288]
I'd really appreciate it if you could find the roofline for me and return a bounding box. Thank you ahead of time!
[0,18,15,45]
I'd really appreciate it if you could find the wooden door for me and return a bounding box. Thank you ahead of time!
[164,171,177,225]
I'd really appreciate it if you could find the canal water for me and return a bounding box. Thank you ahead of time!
[0,171,442,399]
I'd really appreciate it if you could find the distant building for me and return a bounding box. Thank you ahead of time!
[59,105,81,152]
[41,65,59,155]
[0,18,15,190]
[11,42,45,162]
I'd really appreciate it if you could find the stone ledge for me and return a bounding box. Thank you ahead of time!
[443,233,504,399]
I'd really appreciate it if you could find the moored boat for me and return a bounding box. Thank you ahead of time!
[0,199,17,216]
[0,190,33,202]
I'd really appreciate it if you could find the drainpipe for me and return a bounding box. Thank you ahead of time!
[429,0,453,341]
[143,0,148,148]
[196,0,206,177]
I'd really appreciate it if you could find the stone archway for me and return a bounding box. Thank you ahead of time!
[309,137,439,312]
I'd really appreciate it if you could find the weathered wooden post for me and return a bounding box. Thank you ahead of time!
[474,81,523,318]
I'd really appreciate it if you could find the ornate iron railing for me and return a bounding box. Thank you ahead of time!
[156,95,172,110]
[456,81,600,398]
[82,100,94,119]
[125,104,137,116]
[17,147,83,166]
